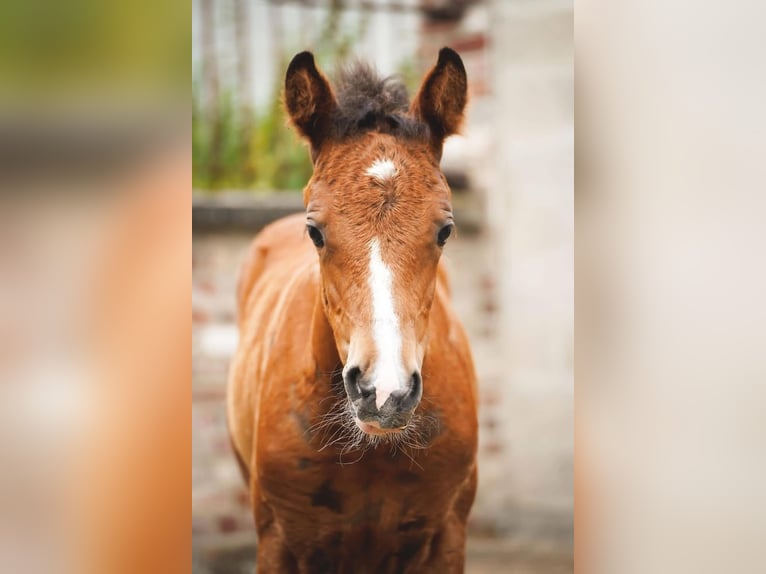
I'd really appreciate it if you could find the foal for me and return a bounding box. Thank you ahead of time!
[227,48,478,573]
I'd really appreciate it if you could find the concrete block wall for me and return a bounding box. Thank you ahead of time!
[469,0,573,539]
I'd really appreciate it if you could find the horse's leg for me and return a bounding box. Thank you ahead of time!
[419,518,469,574]
[255,533,298,574]
[420,469,478,574]
[253,501,298,573]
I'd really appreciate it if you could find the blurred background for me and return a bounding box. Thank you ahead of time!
[192,0,572,572]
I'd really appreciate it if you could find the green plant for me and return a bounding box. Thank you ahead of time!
[193,3,371,192]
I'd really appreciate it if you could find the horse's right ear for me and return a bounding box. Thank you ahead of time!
[284,52,337,153]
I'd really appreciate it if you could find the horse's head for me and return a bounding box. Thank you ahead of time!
[285,48,467,436]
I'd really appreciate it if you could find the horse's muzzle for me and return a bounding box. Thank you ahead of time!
[343,367,422,431]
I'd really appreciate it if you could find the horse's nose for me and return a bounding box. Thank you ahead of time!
[344,367,422,425]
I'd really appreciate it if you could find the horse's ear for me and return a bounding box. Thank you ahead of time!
[284,51,337,153]
[411,47,467,151]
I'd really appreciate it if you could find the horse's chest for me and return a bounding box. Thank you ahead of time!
[255,455,459,572]
[256,445,468,533]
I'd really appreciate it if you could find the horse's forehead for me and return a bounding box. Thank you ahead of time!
[307,136,449,234]
[321,135,433,178]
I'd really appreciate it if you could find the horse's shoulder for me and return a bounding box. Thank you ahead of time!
[236,213,314,320]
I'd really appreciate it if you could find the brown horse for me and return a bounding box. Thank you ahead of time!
[227,48,478,573]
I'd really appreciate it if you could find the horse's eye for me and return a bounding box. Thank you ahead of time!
[437,223,453,247]
[307,224,325,248]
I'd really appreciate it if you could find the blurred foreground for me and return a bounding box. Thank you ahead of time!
[2,0,763,573]
[0,137,191,573]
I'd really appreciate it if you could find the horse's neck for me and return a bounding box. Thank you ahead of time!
[310,287,341,379]
[305,289,346,430]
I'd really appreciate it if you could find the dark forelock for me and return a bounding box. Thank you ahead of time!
[331,61,428,140]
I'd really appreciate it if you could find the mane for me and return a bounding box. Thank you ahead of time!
[331,61,428,140]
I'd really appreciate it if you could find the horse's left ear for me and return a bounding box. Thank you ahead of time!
[411,47,467,152]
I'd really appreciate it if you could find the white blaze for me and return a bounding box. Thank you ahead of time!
[365,158,398,182]
[368,238,406,409]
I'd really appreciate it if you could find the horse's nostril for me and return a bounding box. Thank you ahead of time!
[410,371,422,397]
[345,366,361,385]
[343,366,361,397]
[397,371,423,410]
[344,366,375,400]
